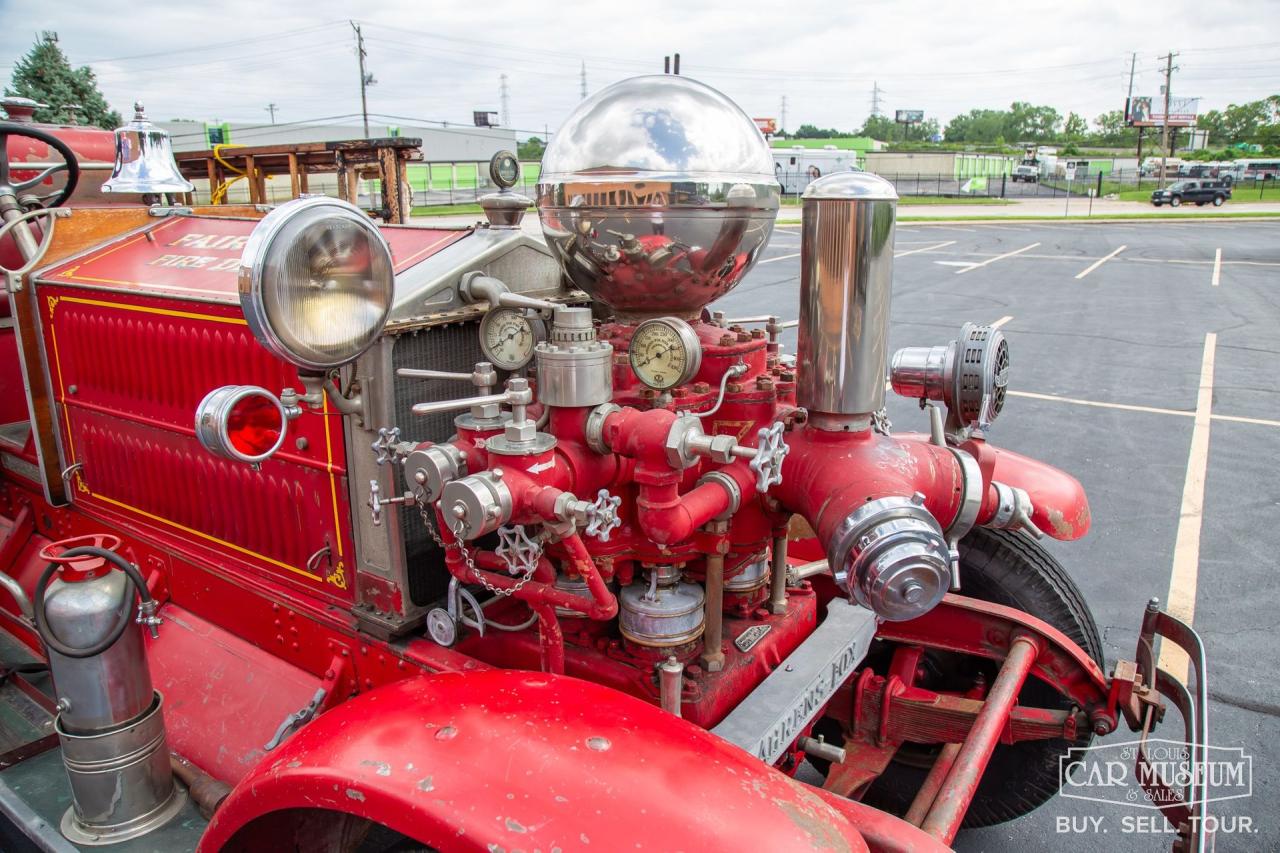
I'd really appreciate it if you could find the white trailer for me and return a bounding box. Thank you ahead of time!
[774,146,861,193]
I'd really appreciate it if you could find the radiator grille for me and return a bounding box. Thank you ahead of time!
[391,323,507,605]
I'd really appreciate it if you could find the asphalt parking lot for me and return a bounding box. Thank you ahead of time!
[720,218,1280,851]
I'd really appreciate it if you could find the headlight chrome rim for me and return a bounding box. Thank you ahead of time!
[238,196,393,371]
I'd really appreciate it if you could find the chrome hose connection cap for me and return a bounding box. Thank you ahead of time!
[828,494,951,621]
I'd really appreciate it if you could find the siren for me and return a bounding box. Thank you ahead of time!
[101,102,194,196]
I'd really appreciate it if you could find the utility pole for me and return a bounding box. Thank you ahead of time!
[500,74,510,127]
[780,95,788,134]
[579,62,588,100]
[351,21,372,137]
[870,81,883,118]
[1126,52,1143,170]
[1158,52,1178,187]
[265,103,278,124]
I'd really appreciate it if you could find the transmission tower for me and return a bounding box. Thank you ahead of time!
[869,81,884,118]
[780,95,788,133]
[580,62,588,100]
[500,74,510,127]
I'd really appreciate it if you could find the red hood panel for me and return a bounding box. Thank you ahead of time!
[38,215,468,304]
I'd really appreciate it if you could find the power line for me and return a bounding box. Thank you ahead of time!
[82,21,347,64]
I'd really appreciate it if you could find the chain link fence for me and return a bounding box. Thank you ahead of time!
[185,161,1276,208]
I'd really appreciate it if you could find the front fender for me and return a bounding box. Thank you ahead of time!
[963,439,1091,540]
[199,670,875,853]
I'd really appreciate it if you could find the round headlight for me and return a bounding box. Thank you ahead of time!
[239,197,393,370]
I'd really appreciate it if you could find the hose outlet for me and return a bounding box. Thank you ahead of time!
[828,495,951,621]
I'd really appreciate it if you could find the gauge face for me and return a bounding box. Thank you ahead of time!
[479,308,543,370]
[629,318,702,390]
[489,150,520,189]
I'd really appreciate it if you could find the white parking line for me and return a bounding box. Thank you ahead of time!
[1007,390,1189,418]
[758,252,800,265]
[1159,333,1216,684]
[1212,248,1222,286]
[1007,388,1280,429]
[895,240,956,258]
[1074,245,1127,280]
[955,242,1041,274]
[990,315,1013,328]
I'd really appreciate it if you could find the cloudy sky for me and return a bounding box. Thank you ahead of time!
[2,0,1277,138]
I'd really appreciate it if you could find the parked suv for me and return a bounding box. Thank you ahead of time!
[1151,180,1231,207]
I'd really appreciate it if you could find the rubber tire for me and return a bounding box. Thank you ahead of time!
[1213,196,1224,206]
[1170,196,1182,207]
[1153,201,1162,207]
[861,527,1103,829]
[1196,201,1206,206]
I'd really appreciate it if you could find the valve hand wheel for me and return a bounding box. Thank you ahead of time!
[0,122,81,209]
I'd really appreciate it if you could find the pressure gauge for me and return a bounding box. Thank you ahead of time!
[629,317,702,390]
[479,307,545,370]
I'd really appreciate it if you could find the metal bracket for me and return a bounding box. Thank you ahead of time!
[264,686,328,751]
[135,599,162,640]
[748,422,789,493]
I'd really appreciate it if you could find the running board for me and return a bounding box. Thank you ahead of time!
[713,599,878,764]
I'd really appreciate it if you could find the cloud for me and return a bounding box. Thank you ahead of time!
[2,0,1275,136]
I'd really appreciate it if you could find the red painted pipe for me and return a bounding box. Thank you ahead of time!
[531,602,564,674]
[960,438,1091,540]
[436,514,618,621]
[774,426,966,556]
[810,788,951,853]
[903,741,961,827]
[919,632,1043,843]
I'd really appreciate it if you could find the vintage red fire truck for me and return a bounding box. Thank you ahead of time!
[0,77,1208,852]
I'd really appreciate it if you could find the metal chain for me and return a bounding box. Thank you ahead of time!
[417,502,540,599]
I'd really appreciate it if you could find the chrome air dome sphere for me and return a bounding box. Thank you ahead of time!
[537,75,780,320]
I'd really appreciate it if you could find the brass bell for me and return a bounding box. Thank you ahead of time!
[101,102,194,195]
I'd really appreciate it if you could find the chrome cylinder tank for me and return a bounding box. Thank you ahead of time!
[44,571,154,732]
[795,172,898,429]
[57,693,186,846]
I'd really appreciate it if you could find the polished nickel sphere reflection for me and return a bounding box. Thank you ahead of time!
[537,75,780,320]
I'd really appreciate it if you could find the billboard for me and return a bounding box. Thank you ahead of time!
[895,110,925,123]
[473,110,499,127]
[753,117,777,135]
[1128,96,1199,128]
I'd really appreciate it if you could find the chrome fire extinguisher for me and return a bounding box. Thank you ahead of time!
[34,534,185,845]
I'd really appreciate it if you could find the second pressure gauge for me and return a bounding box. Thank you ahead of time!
[479,307,545,371]
[629,317,702,390]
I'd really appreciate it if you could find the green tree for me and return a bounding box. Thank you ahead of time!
[1005,101,1060,141]
[5,32,121,129]
[1063,112,1088,140]
[517,136,545,160]
[793,123,844,139]
[944,108,1007,143]
[1092,110,1136,146]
